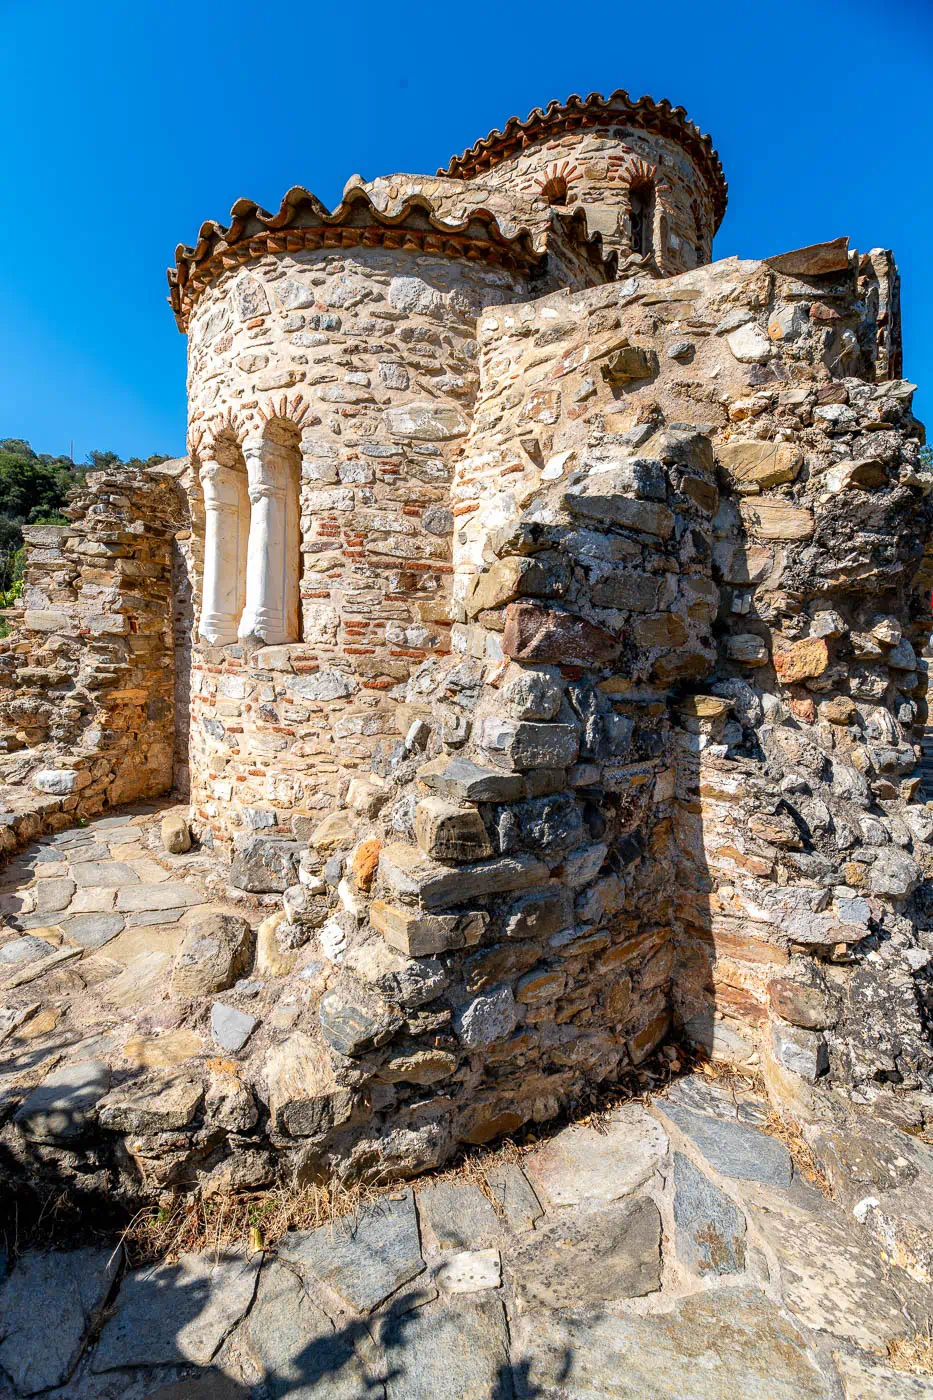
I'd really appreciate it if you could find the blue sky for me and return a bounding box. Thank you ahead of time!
[1,0,931,461]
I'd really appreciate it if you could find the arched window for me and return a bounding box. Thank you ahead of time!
[198,422,301,647]
[198,436,249,646]
[238,421,301,646]
[629,178,655,257]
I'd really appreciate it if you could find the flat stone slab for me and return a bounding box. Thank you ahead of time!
[0,1246,121,1393]
[103,950,174,1008]
[434,1248,502,1294]
[70,860,140,888]
[417,1179,501,1251]
[97,921,187,966]
[666,1074,769,1124]
[509,1197,661,1308]
[92,1249,259,1371]
[746,1184,930,1348]
[485,1163,543,1232]
[57,842,112,863]
[61,912,126,948]
[673,1151,747,1276]
[512,1287,831,1399]
[142,1376,247,1400]
[0,935,55,968]
[13,1058,110,1141]
[116,882,202,912]
[124,906,188,926]
[33,875,76,914]
[381,1295,512,1400]
[68,886,118,913]
[122,1027,203,1067]
[525,1103,668,1207]
[277,1189,425,1313]
[835,1352,933,1399]
[656,1096,792,1187]
[246,1257,373,1399]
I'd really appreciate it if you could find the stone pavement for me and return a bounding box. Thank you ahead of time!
[1,1075,931,1398]
[0,804,264,1193]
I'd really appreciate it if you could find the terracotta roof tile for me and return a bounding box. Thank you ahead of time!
[168,186,612,331]
[441,90,728,228]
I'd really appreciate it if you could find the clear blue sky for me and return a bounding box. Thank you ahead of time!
[1,0,931,462]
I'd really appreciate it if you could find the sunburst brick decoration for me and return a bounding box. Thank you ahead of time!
[534,160,579,204]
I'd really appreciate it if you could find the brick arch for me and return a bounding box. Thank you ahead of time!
[534,160,580,205]
[618,157,669,198]
[191,408,247,461]
[255,393,314,432]
[617,158,668,261]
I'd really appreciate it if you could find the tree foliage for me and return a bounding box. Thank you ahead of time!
[0,439,170,592]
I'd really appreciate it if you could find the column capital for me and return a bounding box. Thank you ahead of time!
[201,461,246,509]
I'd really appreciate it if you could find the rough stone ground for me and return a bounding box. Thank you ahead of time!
[0,803,255,1136]
[0,1073,931,1398]
[2,808,933,1397]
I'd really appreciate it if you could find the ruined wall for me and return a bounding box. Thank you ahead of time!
[488,240,931,1105]
[185,243,563,851]
[0,467,183,851]
[230,290,723,1180]
[249,239,933,1183]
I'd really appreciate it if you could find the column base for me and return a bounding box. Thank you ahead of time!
[237,609,293,647]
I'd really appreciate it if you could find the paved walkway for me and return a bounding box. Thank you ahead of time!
[1,813,932,1397]
[0,1073,931,1398]
[0,805,242,1096]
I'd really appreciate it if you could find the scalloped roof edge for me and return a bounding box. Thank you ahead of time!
[440,89,728,227]
[168,185,614,330]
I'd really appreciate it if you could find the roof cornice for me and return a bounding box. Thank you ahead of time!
[441,90,728,229]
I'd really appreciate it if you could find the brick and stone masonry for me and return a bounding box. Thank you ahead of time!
[0,88,930,1186]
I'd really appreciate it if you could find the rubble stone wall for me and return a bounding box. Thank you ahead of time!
[234,280,723,1177]
[243,241,933,1183]
[0,468,182,852]
[476,244,931,1107]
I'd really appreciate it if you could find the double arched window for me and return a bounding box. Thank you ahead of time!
[198,422,301,646]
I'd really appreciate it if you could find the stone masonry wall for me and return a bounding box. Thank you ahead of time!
[186,246,548,851]
[365,125,718,277]
[479,241,933,1109]
[236,239,933,1184]
[232,290,723,1178]
[470,126,718,273]
[0,467,183,852]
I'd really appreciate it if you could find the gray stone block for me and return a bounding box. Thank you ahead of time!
[673,1152,746,1275]
[511,1287,831,1399]
[14,1059,111,1141]
[92,1249,259,1370]
[277,1188,424,1313]
[0,1247,121,1394]
[658,1097,792,1187]
[417,1179,501,1251]
[381,1295,511,1400]
[510,1196,662,1308]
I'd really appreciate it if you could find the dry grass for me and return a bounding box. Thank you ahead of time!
[885,1321,933,1377]
[122,1176,383,1268]
[120,1057,676,1267]
[687,1050,766,1100]
[763,1111,831,1195]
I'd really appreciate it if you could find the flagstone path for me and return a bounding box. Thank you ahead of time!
[1,811,932,1397]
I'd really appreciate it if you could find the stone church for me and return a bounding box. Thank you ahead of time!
[1,88,931,1189]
